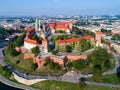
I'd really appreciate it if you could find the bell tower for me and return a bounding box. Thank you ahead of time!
[35,18,39,31]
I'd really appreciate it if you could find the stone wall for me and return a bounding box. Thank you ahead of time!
[66,54,87,61]
[15,47,27,54]
[24,54,35,59]
[50,56,65,67]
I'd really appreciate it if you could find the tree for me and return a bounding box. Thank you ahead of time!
[31,34,42,44]
[104,60,111,69]
[87,48,111,66]
[81,29,95,37]
[73,60,87,70]
[78,78,86,90]
[79,39,91,52]
[111,34,120,40]
[66,62,73,70]
[73,27,82,35]
[44,58,62,71]
[66,45,72,53]
[52,50,57,55]
[93,64,102,75]
[116,67,120,81]
[31,46,40,54]
[101,28,111,36]
[31,63,38,71]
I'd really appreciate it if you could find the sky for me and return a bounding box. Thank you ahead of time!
[0,0,120,16]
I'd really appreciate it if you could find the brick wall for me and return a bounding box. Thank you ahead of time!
[24,54,35,59]
[50,57,65,67]
[66,54,87,61]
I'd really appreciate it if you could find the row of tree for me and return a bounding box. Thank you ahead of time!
[44,58,62,71]
[65,39,93,53]
[0,27,23,40]
[66,48,113,76]
[111,34,120,40]
[73,26,95,37]
[6,31,26,57]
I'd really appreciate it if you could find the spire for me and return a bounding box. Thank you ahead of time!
[35,18,39,31]
[38,20,42,31]
[35,18,38,25]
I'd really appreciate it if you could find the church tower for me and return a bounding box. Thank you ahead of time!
[95,31,104,46]
[38,20,42,31]
[42,39,48,53]
[35,18,39,31]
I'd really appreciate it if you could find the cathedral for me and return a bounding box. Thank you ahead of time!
[23,18,48,53]
[35,18,46,39]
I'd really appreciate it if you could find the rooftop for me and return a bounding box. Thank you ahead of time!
[24,38,38,44]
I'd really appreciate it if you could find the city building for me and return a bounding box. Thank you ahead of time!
[95,31,104,46]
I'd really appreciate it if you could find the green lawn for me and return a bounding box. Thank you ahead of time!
[4,50,35,74]
[0,65,12,79]
[31,80,120,90]
[4,49,65,75]
[87,74,120,84]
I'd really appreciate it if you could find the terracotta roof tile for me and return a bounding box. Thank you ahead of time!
[96,31,104,35]
[24,38,38,44]
[56,35,93,44]
[83,35,93,40]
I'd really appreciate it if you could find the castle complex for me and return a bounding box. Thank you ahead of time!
[16,19,104,68]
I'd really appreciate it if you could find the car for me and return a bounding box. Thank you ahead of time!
[84,73,93,78]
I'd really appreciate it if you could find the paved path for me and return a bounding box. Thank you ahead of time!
[0,48,6,66]
[0,74,35,90]
[85,81,120,88]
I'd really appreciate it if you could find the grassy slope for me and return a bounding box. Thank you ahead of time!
[87,74,120,84]
[4,50,35,73]
[31,80,120,90]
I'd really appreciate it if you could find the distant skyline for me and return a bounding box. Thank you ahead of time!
[0,0,120,16]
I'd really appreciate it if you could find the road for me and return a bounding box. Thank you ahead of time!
[85,81,120,88]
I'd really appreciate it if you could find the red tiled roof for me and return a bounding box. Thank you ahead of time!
[83,35,93,40]
[24,38,38,44]
[56,38,81,43]
[56,39,65,43]
[47,21,72,30]
[47,23,55,27]
[56,35,93,44]
[96,31,104,35]
[56,25,69,30]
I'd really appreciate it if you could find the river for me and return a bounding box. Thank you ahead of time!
[0,81,23,90]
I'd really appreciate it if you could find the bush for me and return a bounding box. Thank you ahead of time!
[73,60,87,70]
[52,50,57,55]
[104,60,111,69]
[93,64,102,74]
[66,45,72,53]
[31,63,38,71]
[31,46,40,54]
[44,59,62,71]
